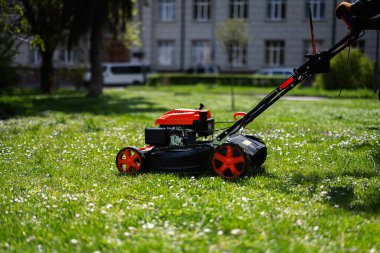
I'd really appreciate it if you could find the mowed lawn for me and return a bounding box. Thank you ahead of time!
[0,86,379,252]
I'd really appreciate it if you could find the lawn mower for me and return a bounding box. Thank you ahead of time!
[116,12,366,179]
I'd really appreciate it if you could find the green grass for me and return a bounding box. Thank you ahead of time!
[142,84,377,99]
[0,86,379,252]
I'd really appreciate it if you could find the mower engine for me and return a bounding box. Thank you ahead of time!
[145,108,214,147]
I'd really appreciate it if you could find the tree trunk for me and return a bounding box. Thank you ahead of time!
[87,1,108,97]
[40,47,55,93]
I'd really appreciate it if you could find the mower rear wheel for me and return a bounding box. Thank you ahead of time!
[116,147,143,174]
[211,143,250,180]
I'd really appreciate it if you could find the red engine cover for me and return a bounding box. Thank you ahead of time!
[155,109,212,126]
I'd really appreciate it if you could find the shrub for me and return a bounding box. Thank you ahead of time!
[147,74,287,87]
[314,48,374,90]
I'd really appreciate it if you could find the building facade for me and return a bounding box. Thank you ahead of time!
[139,0,379,73]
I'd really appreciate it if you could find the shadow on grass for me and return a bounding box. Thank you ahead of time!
[261,171,380,213]
[0,92,168,119]
[373,147,380,169]
[116,164,267,182]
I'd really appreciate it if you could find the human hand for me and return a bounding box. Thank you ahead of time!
[336,2,352,19]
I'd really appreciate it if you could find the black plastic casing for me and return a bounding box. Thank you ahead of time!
[145,128,169,146]
[228,135,267,169]
[145,144,214,174]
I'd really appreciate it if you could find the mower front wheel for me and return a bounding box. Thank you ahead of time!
[116,147,144,175]
[210,143,250,180]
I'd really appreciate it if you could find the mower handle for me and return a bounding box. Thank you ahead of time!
[214,17,364,144]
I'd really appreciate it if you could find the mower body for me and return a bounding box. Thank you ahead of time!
[116,108,267,179]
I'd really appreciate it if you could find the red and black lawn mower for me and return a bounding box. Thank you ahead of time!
[116,13,367,179]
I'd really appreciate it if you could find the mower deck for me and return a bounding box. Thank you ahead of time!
[116,134,267,179]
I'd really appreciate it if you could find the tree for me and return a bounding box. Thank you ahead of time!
[68,0,135,97]
[0,1,23,93]
[20,0,74,93]
[216,19,248,110]
[0,29,20,93]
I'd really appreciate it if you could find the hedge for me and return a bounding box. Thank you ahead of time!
[147,73,288,87]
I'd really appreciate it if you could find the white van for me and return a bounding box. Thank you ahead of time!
[83,62,151,86]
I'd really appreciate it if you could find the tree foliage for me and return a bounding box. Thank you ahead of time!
[0,0,27,34]
[20,0,76,93]
[0,1,26,93]
[0,30,20,94]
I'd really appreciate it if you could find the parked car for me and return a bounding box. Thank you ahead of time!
[83,62,151,86]
[256,68,294,76]
[186,64,220,74]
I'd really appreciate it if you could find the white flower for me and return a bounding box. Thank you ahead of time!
[106,204,112,209]
[143,223,155,229]
[241,197,248,203]
[313,226,319,231]
[231,229,241,235]
[26,235,36,243]
[70,239,79,244]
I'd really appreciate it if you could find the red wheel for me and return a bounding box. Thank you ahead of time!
[211,144,249,179]
[116,147,143,174]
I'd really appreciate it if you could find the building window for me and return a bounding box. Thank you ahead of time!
[303,40,323,57]
[229,45,247,67]
[230,0,248,19]
[265,40,285,66]
[193,0,211,21]
[59,49,77,65]
[192,40,211,65]
[28,48,41,65]
[267,0,287,20]
[158,40,175,66]
[159,0,176,21]
[306,0,325,20]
